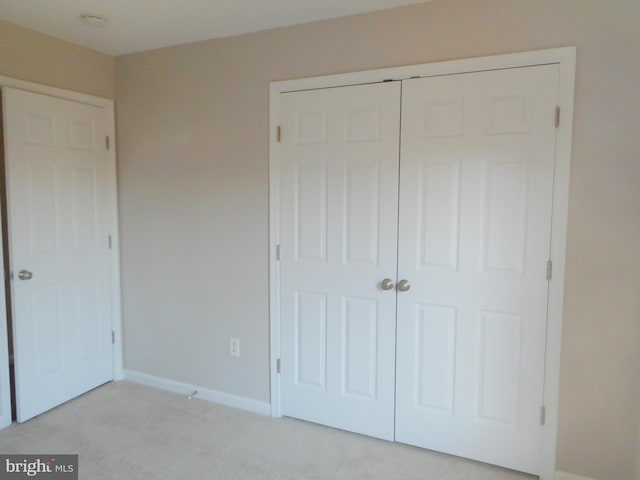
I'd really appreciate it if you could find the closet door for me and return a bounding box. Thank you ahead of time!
[395,65,560,474]
[279,82,400,440]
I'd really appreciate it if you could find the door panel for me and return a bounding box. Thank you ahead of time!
[418,158,461,270]
[342,296,378,399]
[415,304,457,414]
[395,65,559,474]
[279,82,400,440]
[3,87,113,422]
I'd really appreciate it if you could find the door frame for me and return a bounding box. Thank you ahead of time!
[0,76,123,429]
[269,47,576,480]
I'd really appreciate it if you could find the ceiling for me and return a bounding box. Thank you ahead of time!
[0,0,430,56]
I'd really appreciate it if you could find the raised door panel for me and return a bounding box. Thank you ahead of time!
[28,165,58,256]
[415,304,457,414]
[294,292,327,390]
[76,279,101,360]
[294,163,327,263]
[343,164,380,266]
[342,297,378,400]
[418,159,460,270]
[32,286,62,378]
[71,167,98,252]
[481,159,528,275]
[477,310,522,426]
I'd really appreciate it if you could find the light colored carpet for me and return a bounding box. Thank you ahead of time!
[0,381,536,479]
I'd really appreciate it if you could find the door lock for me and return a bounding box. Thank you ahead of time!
[380,278,395,290]
[18,270,33,281]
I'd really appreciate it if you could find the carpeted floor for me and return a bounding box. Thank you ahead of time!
[0,381,536,479]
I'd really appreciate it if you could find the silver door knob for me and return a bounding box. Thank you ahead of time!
[397,279,411,292]
[380,278,395,291]
[18,270,33,281]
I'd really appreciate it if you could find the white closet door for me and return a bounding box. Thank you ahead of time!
[4,87,113,422]
[395,65,559,474]
[279,82,401,440]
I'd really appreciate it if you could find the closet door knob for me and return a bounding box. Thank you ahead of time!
[18,270,33,281]
[397,279,411,292]
[380,278,395,290]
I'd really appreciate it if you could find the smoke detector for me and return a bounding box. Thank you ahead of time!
[80,14,108,27]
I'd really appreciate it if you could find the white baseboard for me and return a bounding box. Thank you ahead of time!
[556,472,598,480]
[123,369,271,416]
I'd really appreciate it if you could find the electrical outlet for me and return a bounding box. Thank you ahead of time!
[229,337,240,357]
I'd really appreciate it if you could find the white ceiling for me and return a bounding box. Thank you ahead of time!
[0,0,430,56]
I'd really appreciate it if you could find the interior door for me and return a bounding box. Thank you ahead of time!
[279,82,401,440]
[3,87,113,422]
[394,64,560,474]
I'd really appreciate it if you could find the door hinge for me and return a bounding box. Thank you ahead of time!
[276,358,281,374]
[106,135,110,150]
[277,126,281,143]
[540,405,546,425]
[111,331,116,344]
[546,260,553,280]
[108,234,112,249]
[276,244,281,261]
[555,107,560,128]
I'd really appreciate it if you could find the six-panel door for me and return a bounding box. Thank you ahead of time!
[279,82,401,440]
[394,65,559,475]
[4,87,114,422]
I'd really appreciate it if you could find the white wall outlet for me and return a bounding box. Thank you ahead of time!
[229,337,240,357]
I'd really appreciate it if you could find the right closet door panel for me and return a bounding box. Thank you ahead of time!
[395,64,560,475]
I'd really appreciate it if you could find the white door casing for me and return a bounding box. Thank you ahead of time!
[394,65,560,474]
[270,48,576,480]
[3,87,114,422]
[0,209,9,429]
[279,82,401,440]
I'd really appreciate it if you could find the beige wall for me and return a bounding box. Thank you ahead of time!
[115,1,640,478]
[0,20,114,99]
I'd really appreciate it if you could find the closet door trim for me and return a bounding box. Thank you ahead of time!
[268,47,576,480]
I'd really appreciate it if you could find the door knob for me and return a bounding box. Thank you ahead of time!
[380,278,395,291]
[397,279,411,292]
[18,270,33,281]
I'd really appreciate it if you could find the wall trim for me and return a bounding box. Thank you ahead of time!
[556,472,598,480]
[123,370,271,416]
[0,76,111,106]
[268,46,576,480]
[0,166,9,429]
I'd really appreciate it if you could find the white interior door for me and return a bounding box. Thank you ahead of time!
[3,87,113,422]
[279,82,401,440]
[395,65,560,474]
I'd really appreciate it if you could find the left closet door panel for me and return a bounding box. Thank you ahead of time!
[279,82,401,440]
